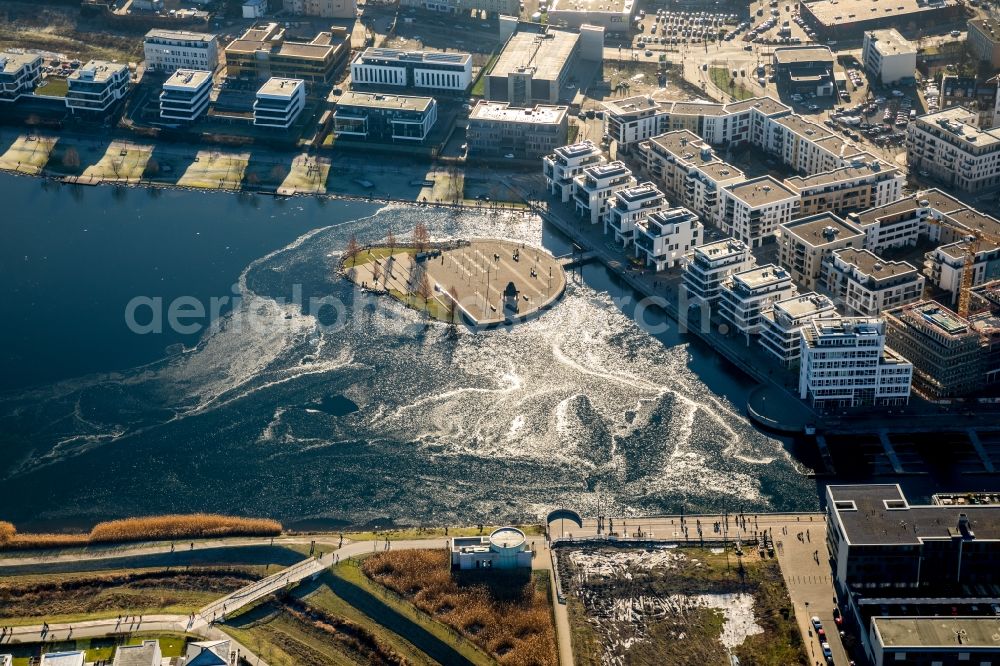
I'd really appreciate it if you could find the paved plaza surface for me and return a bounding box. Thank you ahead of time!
[348,238,567,326]
[549,512,851,665]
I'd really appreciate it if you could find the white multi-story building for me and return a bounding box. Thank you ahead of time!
[907,107,1000,194]
[778,212,866,290]
[682,238,756,306]
[602,95,667,153]
[283,0,357,18]
[65,60,130,114]
[924,240,1000,306]
[143,30,218,73]
[0,52,42,103]
[861,29,916,86]
[798,317,913,408]
[759,292,837,366]
[573,161,636,225]
[605,182,667,246]
[823,248,925,316]
[718,176,800,249]
[718,264,797,342]
[543,140,604,202]
[350,48,471,92]
[785,160,905,218]
[253,77,305,128]
[242,0,268,18]
[159,69,212,122]
[634,207,702,271]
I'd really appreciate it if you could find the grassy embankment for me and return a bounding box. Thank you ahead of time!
[709,66,754,100]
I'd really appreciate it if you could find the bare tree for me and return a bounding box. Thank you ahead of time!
[344,233,361,267]
[413,222,430,252]
[62,147,80,171]
[372,260,382,286]
[418,273,434,312]
[386,226,397,254]
[447,286,460,325]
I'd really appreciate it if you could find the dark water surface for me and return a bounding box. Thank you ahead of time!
[0,174,821,530]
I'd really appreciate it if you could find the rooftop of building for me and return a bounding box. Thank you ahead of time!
[773,45,834,66]
[549,0,633,13]
[852,195,918,225]
[875,616,1000,649]
[257,77,304,97]
[646,129,715,161]
[886,300,975,337]
[356,47,471,65]
[113,641,159,666]
[602,94,662,116]
[803,0,958,27]
[616,181,663,203]
[145,28,217,42]
[553,139,601,159]
[865,28,914,55]
[813,133,865,159]
[723,96,791,116]
[804,316,884,342]
[583,160,631,179]
[773,292,836,319]
[726,175,798,206]
[698,161,745,181]
[782,213,864,247]
[732,263,791,289]
[39,654,85,666]
[786,160,899,190]
[828,484,1000,546]
[68,60,128,83]
[833,247,918,280]
[937,237,1000,260]
[163,68,213,90]
[334,90,433,112]
[969,17,1000,44]
[0,51,42,73]
[943,207,1000,238]
[226,23,342,59]
[774,113,832,141]
[489,28,579,82]
[470,101,567,124]
[695,237,750,259]
[919,188,968,215]
[670,100,729,117]
[916,106,1000,148]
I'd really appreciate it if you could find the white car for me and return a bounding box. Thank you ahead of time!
[504,153,515,159]
[950,29,961,37]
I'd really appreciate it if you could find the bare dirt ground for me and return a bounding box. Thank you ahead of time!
[0,2,144,62]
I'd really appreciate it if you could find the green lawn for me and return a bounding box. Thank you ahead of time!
[709,66,754,100]
[34,76,68,98]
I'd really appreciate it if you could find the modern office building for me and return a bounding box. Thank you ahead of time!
[785,161,905,217]
[772,46,835,97]
[683,238,756,306]
[159,69,212,122]
[65,60,130,114]
[39,654,85,666]
[543,140,604,202]
[573,160,636,225]
[718,264,797,342]
[143,29,219,73]
[399,0,519,17]
[868,616,1000,666]
[332,91,438,143]
[604,182,667,246]
[282,0,357,18]
[253,77,305,129]
[884,301,992,399]
[0,52,42,103]
[799,0,962,40]
[861,29,915,86]
[968,18,1000,69]
[484,28,580,105]
[112,640,162,666]
[823,248,924,317]
[778,213,865,290]
[799,318,913,408]
[224,23,349,86]
[450,527,532,570]
[718,176,800,249]
[546,0,635,32]
[634,207,702,271]
[467,101,568,159]
[350,48,472,92]
[759,292,837,366]
[907,107,1000,194]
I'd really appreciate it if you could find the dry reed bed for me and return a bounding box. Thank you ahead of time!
[0,514,282,550]
[362,549,557,666]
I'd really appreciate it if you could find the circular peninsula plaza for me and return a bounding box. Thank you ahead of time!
[343,238,567,327]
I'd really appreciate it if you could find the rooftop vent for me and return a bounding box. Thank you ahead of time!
[958,513,975,539]
[822,225,839,240]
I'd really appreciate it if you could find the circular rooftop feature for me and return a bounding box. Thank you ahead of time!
[489,527,526,552]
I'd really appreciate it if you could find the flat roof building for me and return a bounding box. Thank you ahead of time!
[399,0,519,17]
[718,175,800,249]
[824,248,924,317]
[65,60,130,115]
[760,292,837,366]
[968,18,1000,69]
[332,91,438,143]
[451,527,532,569]
[907,106,1000,195]
[573,160,636,225]
[253,77,305,129]
[143,29,218,74]
[634,206,702,271]
[160,68,212,122]
[543,140,604,202]
[683,238,756,306]
[870,616,1000,666]
[467,101,568,159]
[605,181,667,246]
[225,23,350,85]
[0,52,42,103]
[862,29,915,86]
[39,654,85,666]
[785,160,905,218]
[800,0,962,40]
[772,46,835,97]
[719,264,797,341]
[282,0,357,18]
[485,28,580,106]
[546,0,635,32]
[350,48,472,93]
[112,640,162,666]
[778,212,865,290]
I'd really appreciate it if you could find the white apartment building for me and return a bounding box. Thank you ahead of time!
[253,77,305,129]
[924,239,1000,306]
[823,248,925,316]
[718,176,800,249]
[351,49,471,92]
[907,107,1000,194]
[636,130,745,222]
[778,213,865,290]
[634,206,702,271]
[767,114,870,176]
[543,140,604,202]
[718,264,797,342]
[573,161,636,226]
[242,0,268,18]
[682,238,756,306]
[603,95,667,153]
[861,29,916,86]
[159,69,212,122]
[143,30,218,73]
[65,60,130,114]
[605,182,667,246]
[798,317,913,409]
[0,52,42,103]
[283,0,357,18]
[759,292,837,366]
